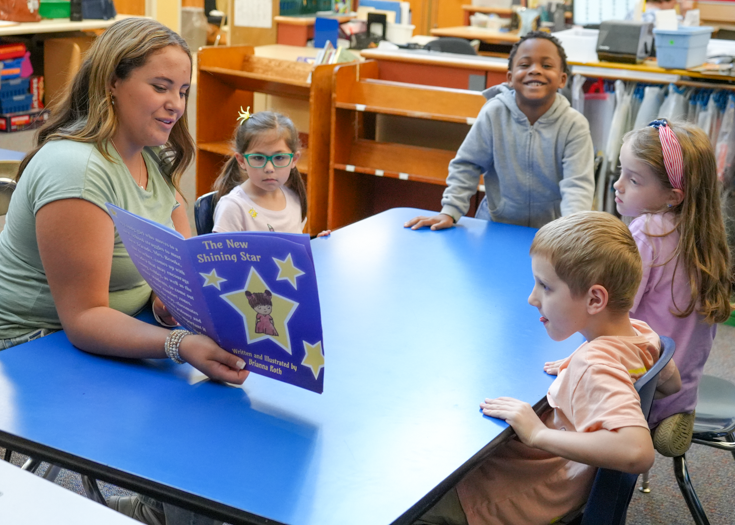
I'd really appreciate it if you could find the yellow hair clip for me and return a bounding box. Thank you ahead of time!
[237,106,251,125]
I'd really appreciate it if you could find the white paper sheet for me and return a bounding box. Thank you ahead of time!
[234,0,272,28]
[655,9,678,31]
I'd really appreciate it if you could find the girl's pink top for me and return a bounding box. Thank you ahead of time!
[629,213,717,427]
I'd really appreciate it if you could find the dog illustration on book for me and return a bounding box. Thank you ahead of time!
[246,289,279,336]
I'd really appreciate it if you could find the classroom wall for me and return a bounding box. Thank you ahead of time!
[155,0,182,32]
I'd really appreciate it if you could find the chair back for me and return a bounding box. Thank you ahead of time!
[424,37,478,56]
[194,191,217,236]
[579,336,676,525]
[0,177,17,216]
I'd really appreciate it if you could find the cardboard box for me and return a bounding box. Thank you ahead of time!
[0,108,50,132]
[30,75,44,110]
[43,36,94,109]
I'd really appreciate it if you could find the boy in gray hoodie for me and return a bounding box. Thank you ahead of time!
[405,32,595,230]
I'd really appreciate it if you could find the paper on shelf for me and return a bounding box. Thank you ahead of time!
[234,0,272,28]
[655,9,678,31]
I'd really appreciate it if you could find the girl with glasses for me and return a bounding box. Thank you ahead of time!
[212,109,328,235]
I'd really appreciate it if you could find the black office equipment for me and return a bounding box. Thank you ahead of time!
[596,20,654,64]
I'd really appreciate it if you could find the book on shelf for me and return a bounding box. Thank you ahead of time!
[308,42,358,82]
[107,204,325,394]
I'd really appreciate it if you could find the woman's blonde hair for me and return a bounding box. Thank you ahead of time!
[16,17,195,194]
[623,121,732,324]
[212,111,307,220]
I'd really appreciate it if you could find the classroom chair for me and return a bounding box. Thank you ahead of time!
[0,177,16,217]
[424,37,478,56]
[1,183,15,458]
[194,191,217,235]
[559,336,676,525]
[1,178,15,461]
[641,375,735,525]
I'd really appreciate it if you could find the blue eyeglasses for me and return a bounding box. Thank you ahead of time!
[242,153,294,169]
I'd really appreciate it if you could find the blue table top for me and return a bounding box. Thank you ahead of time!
[0,147,25,162]
[0,208,583,525]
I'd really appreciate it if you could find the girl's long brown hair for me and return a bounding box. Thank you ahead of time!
[624,122,732,324]
[15,17,195,193]
[211,111,307,220]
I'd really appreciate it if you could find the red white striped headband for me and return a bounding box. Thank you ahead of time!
[648,119,684,191]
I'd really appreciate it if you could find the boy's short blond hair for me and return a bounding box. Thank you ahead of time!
[530,212,642,313]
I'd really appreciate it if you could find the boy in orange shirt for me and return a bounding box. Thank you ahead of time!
[416,211,681,525]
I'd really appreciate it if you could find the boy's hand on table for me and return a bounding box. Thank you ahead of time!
[481,397,547,448]
[179,334,250,385]
[404,213,454,231]
[543,358,567,376]
[316,230,332,237]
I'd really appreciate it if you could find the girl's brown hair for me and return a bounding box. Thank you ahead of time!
[15,17,195,194]
[212,111,307,220]
[623,121,732,324]
[246,289,273,309]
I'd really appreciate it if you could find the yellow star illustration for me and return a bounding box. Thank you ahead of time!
[110,208,117,216]
[200,269,227,290]
[222,267,298,354]
[274,253,305,289]
[302,341,324,379]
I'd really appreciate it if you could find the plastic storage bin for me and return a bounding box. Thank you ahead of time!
[0,94,33,114]
[279,0,317,15]
[386,23,415,44]
[653,26,714,69]
[0,57,23,79]
[39,0,71,18]
[0,77,30,99]
[82,0,117,20]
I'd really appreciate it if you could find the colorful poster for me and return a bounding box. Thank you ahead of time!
[107,204,324,394]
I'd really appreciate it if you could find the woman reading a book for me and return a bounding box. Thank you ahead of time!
[0,18,249,386]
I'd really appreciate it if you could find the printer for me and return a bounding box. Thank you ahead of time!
[596,20,655,64]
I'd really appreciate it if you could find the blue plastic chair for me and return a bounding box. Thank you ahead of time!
[562,335,676,525]
[194,191,217,236]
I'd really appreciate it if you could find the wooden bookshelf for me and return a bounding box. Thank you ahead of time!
[328,61,487,229]
[196,45,340,235]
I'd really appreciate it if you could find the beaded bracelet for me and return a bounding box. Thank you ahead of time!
[164,329,192,364]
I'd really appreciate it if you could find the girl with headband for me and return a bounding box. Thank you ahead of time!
[612,119,731,451]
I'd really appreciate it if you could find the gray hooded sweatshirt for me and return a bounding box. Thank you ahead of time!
[440,85,595,229]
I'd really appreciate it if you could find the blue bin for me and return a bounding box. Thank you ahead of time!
[0,93,33,114]
[314,17,339,48]
[653,26,714,69]
[0,77,30,99]
[1,57,24,79]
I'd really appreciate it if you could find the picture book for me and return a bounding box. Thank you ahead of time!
[107,204,325,394]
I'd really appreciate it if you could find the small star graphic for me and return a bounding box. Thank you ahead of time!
[110,208,117,216]
[302,341,324,379]
[249,208,258,218]
[274,253,305,289]
[201,269,227,290]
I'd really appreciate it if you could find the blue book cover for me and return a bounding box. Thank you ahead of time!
[107,204,325,394]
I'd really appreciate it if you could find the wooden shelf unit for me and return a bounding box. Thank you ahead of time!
[328,61,487,230]
[196,45,339,235]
